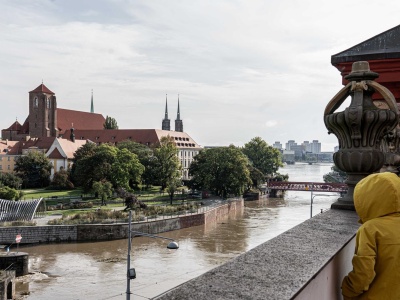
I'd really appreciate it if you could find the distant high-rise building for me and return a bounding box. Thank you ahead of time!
[273,141,282,150]
[302,141,311,152]
[285,140,297,151]
[310,140,321,154]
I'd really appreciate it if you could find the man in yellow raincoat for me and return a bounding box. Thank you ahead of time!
[342,172,400,299]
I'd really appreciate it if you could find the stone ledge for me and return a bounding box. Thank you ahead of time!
[154,209,359,300]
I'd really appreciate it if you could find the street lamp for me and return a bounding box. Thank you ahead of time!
[126,210,179,300]
[310,190,340,218]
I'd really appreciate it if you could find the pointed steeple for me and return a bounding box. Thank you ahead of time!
[90,89,94,113]
[176,95,181,120]
[164,94,169,118]
[162,94,171,131]
[175,94,183,132]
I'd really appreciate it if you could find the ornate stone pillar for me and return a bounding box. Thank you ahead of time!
[324,61,399,210]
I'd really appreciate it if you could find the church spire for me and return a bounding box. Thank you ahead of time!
[164,94,168,118]
[162,94,171,131]
[176,95,181,120]
[90,89,94,113]
[175,94,183,132]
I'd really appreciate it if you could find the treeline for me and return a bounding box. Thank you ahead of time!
[0,136,287,201]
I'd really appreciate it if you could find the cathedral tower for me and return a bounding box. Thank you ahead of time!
[90,89,94,113]
[162,94,170,131]
[175,95,183,132]
[28,83,58,138]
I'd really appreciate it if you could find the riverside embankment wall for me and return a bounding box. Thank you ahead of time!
[0,199,243,245]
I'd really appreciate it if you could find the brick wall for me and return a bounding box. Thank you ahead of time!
[0,199,244,245]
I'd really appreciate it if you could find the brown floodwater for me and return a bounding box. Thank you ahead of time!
[17,163,336,300]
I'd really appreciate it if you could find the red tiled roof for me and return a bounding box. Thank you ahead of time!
[57,108,105,134]
[0,140,19,154]
[5,137,55,155]
[20,117,29,134]
[56,138,87,158]
[22,137,56,151]
[29,83,55,95]
[4,121,22,131]
[61,129,202,149]
[47,147,64,159]
[5,137,87,156]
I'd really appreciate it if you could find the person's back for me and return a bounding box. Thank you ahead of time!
[342,172,400,300]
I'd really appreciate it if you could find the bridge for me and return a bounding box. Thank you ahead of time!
[267,181,347,193]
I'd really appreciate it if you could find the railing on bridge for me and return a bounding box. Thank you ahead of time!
[267,181,347,193]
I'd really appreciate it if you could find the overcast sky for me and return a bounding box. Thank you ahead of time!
[1,0,400,151]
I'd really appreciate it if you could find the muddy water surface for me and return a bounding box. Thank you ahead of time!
[19,163,336,300]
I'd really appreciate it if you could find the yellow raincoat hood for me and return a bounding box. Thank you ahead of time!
[354,172,400,224]
[342,172,400,299]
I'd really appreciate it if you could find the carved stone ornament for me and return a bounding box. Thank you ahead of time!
[324,61,399,210]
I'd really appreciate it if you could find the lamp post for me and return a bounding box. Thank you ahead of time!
[126,210,179,300]
[310,191,341,218]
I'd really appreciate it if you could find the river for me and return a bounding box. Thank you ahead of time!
[18,163,336,300]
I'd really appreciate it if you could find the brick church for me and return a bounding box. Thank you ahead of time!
[1,83,105,141]
[1,83,202,180]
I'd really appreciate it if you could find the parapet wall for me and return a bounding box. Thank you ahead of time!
[0,199,243,245]
[154,209,359,300]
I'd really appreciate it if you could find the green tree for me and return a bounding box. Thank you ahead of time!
[72,143,115,191]
[248,164,265,188]
[15,151,52,188]
[116,140,151,159]
[72,144,144,192]
[166,178,182,204]
[92,180,113,206]
[70,142,97,186]
[111,148,144,189]
[51,169,74,190]
[189,146,251,199]
[242,137,282,176]
[0,186,23,200]
[152,136,181,190]
[103,116,119,129]
[0,172,22,189]
[117,140,154,188]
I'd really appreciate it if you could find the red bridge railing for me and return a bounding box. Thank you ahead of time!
[267,181,347,193]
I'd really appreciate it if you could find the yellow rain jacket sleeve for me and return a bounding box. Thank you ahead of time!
[341,172,400,300]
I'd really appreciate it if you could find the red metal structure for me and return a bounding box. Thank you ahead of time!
[267,182,347,193]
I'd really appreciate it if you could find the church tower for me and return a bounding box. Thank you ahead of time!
[90,89,94,113]
[175,95,183,132]
[28,83,58,138]
[162,94,171,131]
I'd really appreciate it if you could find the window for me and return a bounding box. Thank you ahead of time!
[7,165,10,170]
[0,165,2,170]
[7,157,10,161]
